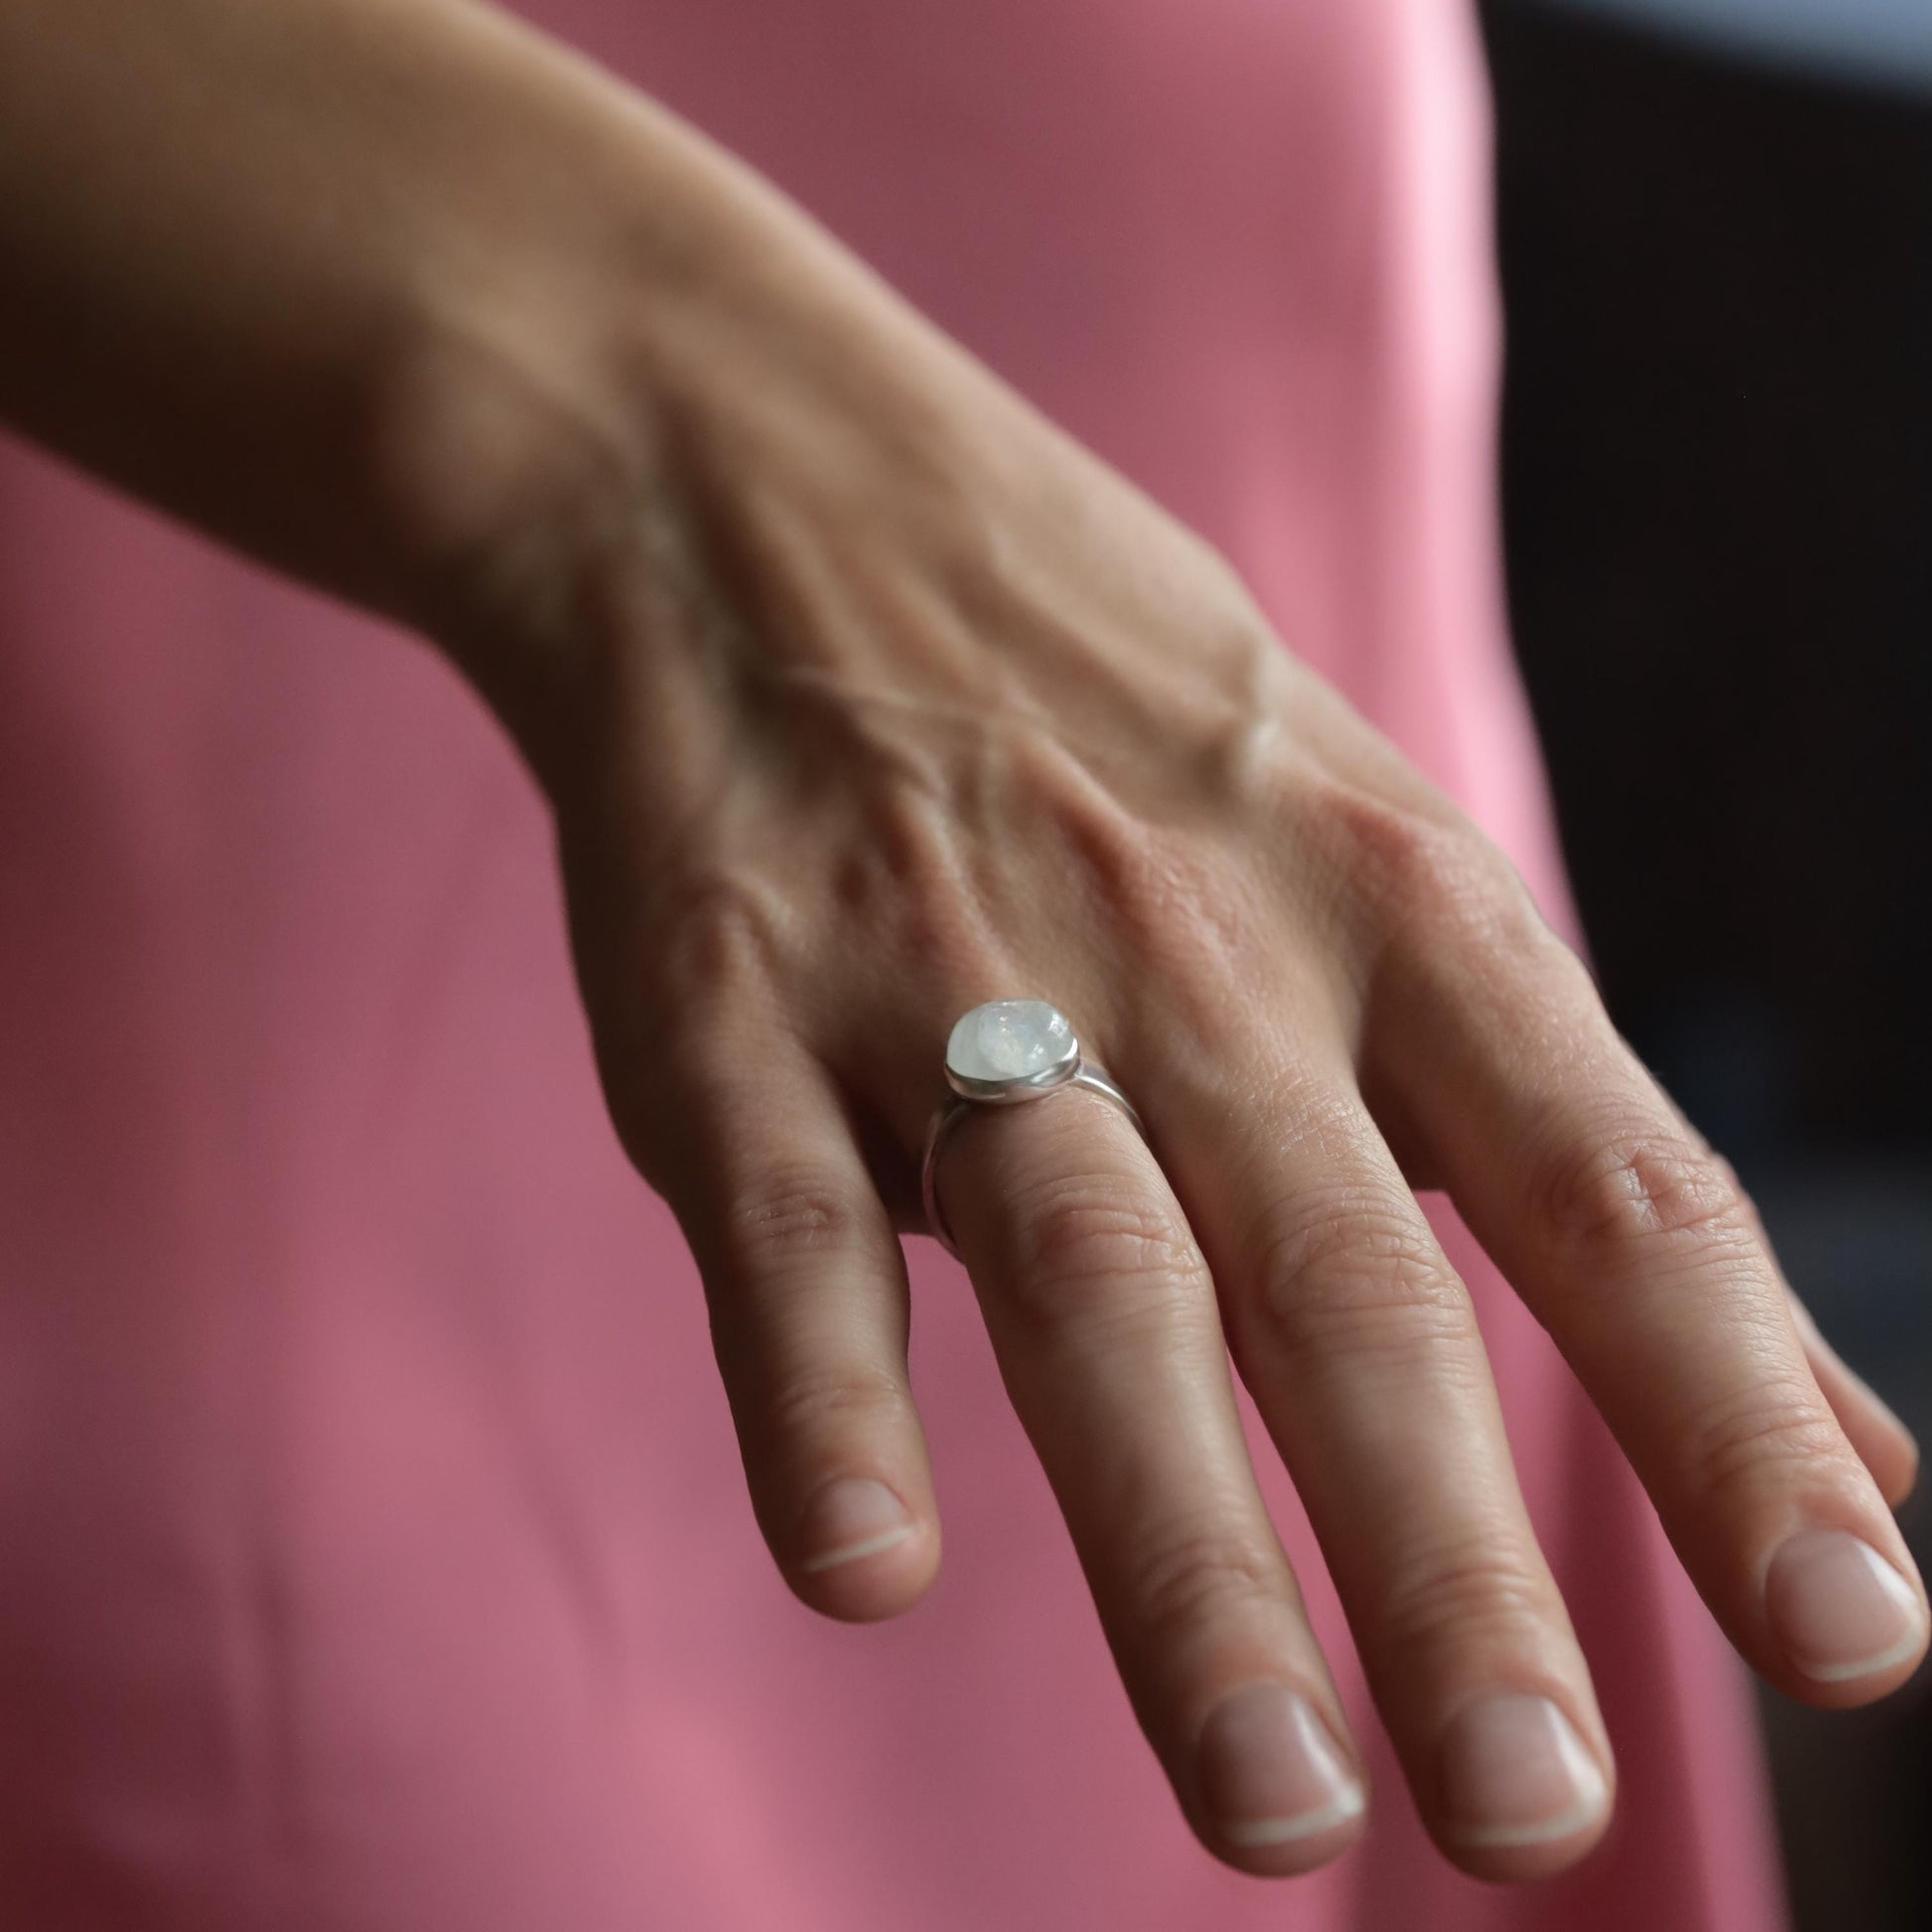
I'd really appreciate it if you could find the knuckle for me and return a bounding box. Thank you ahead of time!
[721,1171,870,1281]
[996,1171,1210,1336]
[1069,810,1251,980]
[1528,1125,1753,1265]
[581,875,791,1172]
[1238,1193,1469,1366]
[1012,1172,1199,1283]
[1677,1377,1848,1510]
[1312,786,1540,952]
[998,742,1261,1030]
[1370,1540,1558,1655]
[1124,1525,1287,1652]
[835,781,1001,981]
[652,865,791,1006]
[756,1360,911,1449]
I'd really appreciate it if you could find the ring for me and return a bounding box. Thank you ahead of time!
[920,999,1147,1258]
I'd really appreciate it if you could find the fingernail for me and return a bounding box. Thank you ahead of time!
[1765,1529,1928,1683]
[1196,1684,1365,1848]
[797,1477,914,1573]
[1439,1694,1608,1850]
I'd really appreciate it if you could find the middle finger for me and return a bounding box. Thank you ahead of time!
[937,1079,1369,1874]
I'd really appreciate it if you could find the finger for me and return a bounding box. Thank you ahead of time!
[1787,1292,1919,1508]
[1161,1052,1613,1880]
[937,1086,1368,1875]
[662,1012,940,1621]
[1376,883,1930,1705]
[1660,1118,1919,1506]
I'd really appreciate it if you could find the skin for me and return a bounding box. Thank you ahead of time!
[1,0,1923,1886]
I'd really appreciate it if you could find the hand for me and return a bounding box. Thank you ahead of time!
[405,119,1926,1883]
[0,0,1917,1884]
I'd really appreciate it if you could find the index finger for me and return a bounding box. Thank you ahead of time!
[1376,901,1929,1703]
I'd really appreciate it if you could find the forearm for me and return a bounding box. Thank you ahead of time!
[0,0,828,648]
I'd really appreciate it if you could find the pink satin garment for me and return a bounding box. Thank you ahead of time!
[0,2,1786,1926]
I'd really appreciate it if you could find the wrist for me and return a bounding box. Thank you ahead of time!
[364,79,896,789]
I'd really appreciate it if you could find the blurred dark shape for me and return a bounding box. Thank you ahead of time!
[1479,4,1932,1928]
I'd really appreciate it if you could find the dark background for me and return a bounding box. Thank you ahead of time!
[1478,3,1932,1925]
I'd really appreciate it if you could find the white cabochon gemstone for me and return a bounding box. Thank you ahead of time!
[946,1000,1076,1085]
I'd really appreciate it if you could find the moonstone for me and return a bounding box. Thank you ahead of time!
[946,1000,1076,1087]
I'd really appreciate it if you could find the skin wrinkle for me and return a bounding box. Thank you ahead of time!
[1523,1119,1751,1262]
[1218,1074,1374,1187]
[1250,1202,1462,1321]
[1675,1381,1858,1510]
[1112,1529,1297,1661]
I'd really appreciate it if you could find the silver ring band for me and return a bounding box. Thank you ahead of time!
[919,1001,1146,1259]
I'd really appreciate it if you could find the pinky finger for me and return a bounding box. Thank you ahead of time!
[1642,1097,1916,1508]
[1788,1293,1919,1509]
[662,1018,941,1621]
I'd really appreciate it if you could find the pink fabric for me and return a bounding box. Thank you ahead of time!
[0,2,1785,1926]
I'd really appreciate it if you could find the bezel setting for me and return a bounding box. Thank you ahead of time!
[943,999,1081,1103]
